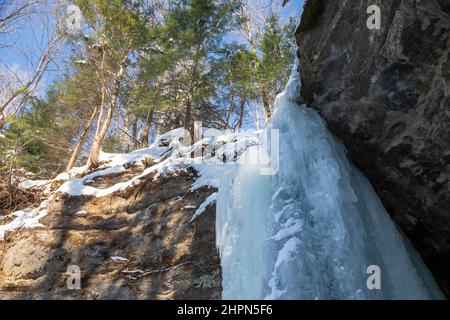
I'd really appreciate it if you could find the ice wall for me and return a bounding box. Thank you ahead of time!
[216,63,444,300]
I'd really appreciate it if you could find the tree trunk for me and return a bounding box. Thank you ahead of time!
[184,98,192,133]
[87,64,125,169]
[239,3,272,125]
[123,111,130,153]
[91,50,107,153]
[139,108,155,148]
[65,106,98,172]
[236,99,245,129]
[0,33,62,122]
[185,45,199,135]
[225,94,235,128]
[261,89,272,123]
[131,115,138,150]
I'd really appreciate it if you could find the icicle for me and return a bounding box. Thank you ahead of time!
[216,61,444,300]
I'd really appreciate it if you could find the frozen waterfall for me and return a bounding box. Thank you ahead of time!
[215,62,444,300]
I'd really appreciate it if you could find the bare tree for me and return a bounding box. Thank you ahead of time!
[0,0,66,127]
[234,0,294,124]
[235,0,273,123]
[65,105,98,172]
[0,0,37,37]
[86,50,130,169]
[139,107,155,148]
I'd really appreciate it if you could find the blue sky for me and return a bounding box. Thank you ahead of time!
[281,0,304,21]
[0,0,304,97]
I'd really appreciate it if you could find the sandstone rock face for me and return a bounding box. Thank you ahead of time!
[0,166,220,299]
[297,0,450,295]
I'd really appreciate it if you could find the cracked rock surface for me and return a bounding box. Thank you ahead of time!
[297,0,450,296]
[0,166,220,299]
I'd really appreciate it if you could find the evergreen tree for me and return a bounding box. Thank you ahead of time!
[153,0,239,132]
[70,0,152,169]
[0,0,298,178]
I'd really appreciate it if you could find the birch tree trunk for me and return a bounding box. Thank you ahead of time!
[184,97,192,132]
[225,93,235,128]
[139,107,155,148]
[236,99,245,129]
[65,106,98,172]
[261,89,272,123]
[132,116,138,149]
[87,63,125,169]
[239,2,272,124]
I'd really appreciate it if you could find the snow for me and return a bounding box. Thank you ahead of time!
[57,165,128,196]
[190,193,217,222]
[1,123,257,243]
[54,127,258,198]
[215,61,444,300]
[0,119,259,201]
[155,127,188,146]
[215,135,259,161]
[52,145,165,184]
[54,165,88,181]
[18,179,50,190]
[190,164,224,191]
[57,159,190,197]
[122,268,145,274]
[270,218,303,241]
[0,134,182,238]
[0,124,253,238]
[110,256,129,263]
[55,142,206,197]
[266,237,300,299]
[0,198,51,240]
[122,262,191,280]
[135,262,190,278]
[98,145,165,168]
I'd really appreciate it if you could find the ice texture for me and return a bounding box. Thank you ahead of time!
[216,62,444,300]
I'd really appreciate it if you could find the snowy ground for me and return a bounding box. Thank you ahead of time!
[0,126,261,240]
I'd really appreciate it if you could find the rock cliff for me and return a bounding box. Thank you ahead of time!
[296,0,450,295]
[0,148,221,299]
